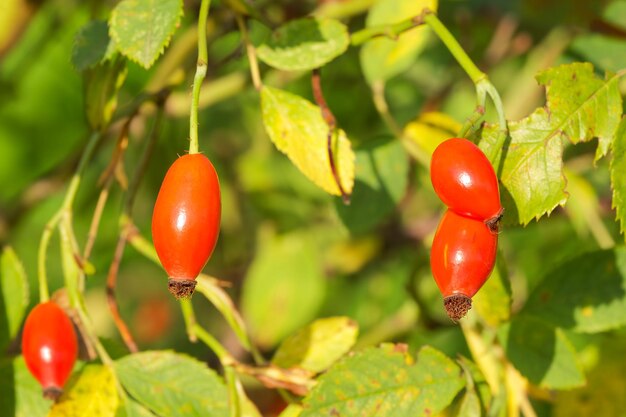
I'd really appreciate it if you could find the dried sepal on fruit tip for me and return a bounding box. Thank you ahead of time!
[443,294,472,322]
[43,386,63,402]
[168,278,197,299]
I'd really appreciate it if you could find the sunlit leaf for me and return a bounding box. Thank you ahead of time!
[109,0,183,69]
[611,117,626,238]
[115,351,228,417]
[301,345,464,417]
[272,317,358,373]
[256,18,349,71]
[480,63,622,224]
[261,86,355,196]
[403,111,461,159]
[49,365,118,417]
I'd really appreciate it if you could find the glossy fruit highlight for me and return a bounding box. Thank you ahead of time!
[21,302,78,400]
[152,154,221,299]
[430,210,498,321]
[430,138,502,225]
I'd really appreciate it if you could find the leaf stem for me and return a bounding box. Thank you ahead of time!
[193,323,234,365]
[37,131,101,303]
[179,298,198,343]
[225,366,242,417]
[189,0,212,155]
[235,14,262,91]
[311,68,349,203]
[423,12,485,84]
[350,13,426,46]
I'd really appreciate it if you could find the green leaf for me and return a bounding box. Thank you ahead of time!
[301,345,464,417]
[272,317,358,373]
[279,404,303,417]
[472,254,511,326]
[335,137,409,234]
[49,365,119,417]
[256,18,349,71]
[570,35,626,73]
[552,335,626,417]
[0,357,50,417]
[0,246,29,350]
[109,0,183,69]
[115,351,228,417]
[523,247,626,333]
[242,231,326,348]
[498,316,584,389]
[261,86,355,197]
[360,0,437,83]
[611,117,626,238]
[84,55,127,131]
[480,63,623,224]
[123,398,157,417]
[72,20,116,71]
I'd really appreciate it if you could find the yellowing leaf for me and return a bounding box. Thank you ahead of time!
[272,317,358,373]
[261,86,355,196]
[49,365,118,417]
[403,111,461,158]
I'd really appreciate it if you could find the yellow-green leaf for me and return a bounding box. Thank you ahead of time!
[272,317,358,373]
[260,86,355,196]
[0,246,29,350]
[403,111,461,162]
[49,365,118,417]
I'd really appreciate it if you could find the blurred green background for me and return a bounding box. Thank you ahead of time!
[1,0,626,414]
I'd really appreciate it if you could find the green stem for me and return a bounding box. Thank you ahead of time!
[179,299,198,343]
[193,324,234,364]
[235,14,262,90]
[225,366,241,417]
[351,15,423,46]
[189,0,212,154]
[482,81,508,163]
[36,131,101,303]
[423,12,485,83]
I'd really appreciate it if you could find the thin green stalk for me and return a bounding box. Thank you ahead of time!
[225,366,241,417]
[351,15,423,46]
[37,131,101,303]
[189,0,212,154]
[235,14,262,90]
[423,12,485,83]
[193,324,234,365]
[179,299,198,343]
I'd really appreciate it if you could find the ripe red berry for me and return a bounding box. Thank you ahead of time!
[430,138,502,225]
[430,210,498,321]
[152,154,221,299]
[21,302,78,400]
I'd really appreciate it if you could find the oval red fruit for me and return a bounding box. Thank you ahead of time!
[430,138,502,223]
[152,154,221,299]
[430,209,498,321]
[21,302,78,400]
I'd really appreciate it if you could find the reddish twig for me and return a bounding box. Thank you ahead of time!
[311,68,350,204]
[106,223,139,353]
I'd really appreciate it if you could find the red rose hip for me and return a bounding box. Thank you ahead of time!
[430,209,498,321]
[21,302,78,400]
[430,138,502,226]
[152,154,221,299]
